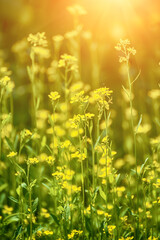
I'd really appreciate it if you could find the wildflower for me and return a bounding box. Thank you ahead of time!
[115,39,136,63]
[61,140,71,149]
[84,205,91,215]
[48,91,60,102]
[148,237,158,240]
[27,157,39,165]
[107,225,116,235]
[92,87,113,115]
[7,151,17,158]
[36,230,43,237]
[119,237,134,240]
[70,90,89,104]
[120,216,128,222]
[20,129,32,141]
[2,205,13,215]
[58,54,78,72]
[68,229,83,239]
[0,76,10,86]
[97,210,104,215]
[44,230,53,235]
[69,113,94,129]
[46,156,55,165]
[52,171,64,180]
[15,171,20,176]
[27,32,48,47]
[104,212,111,219]
[41,208,50,218]
[153,179,160,188]
[54,125,66,137]
[153,197,160,204]
[71,151,86,162]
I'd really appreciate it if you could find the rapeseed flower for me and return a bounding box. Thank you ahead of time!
[7,151,17,158]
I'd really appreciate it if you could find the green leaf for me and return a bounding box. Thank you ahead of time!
[0,183,8,192]
[32,197,38,213]
[5,137,14,151]
[120,206,129,217]
[4,214,20,225]
[9,196,19,204]
[64,203,70,221]
[25,145,37,156]
[99,186,106,201]
[21,182,27,189]
[85,216,92,233]
[2,113,11,128]
[42,183,50,190]
[16,186,21,196]
[12,225,22,240]
[115,174,121,184]
[36,97,40,111]
[30,179,37,189]
[50,213,60,226]
[140,157,149,176]
[135,114,142,134]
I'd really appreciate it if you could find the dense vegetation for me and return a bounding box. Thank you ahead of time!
[0,1,160,240]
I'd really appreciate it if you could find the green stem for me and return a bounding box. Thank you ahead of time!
[89,128,95,190]
[126,61,139,236]
[104,109,108,211]
[27,164,32,240]
[78,128,85,237]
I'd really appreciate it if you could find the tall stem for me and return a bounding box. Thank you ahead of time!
[127,61,139,235]
[104,109,108,211]
[27,164,32,240]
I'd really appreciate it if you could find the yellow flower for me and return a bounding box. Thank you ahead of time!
[48,91,60,101]
[108,225,116,235]
[92,87,113,112]
[68,229,83,239]
[0,76,10,86]
[41,208,50,218]
[2,205,13,215]
[28,157,39,165]
[115,39,136,63]
[58,54,78,72]
[27,32,48,47]
[148,237,158,240]
[44,230,53,235]
[97,210,104,215]
[7,151,17,158]
[70,91,89,104]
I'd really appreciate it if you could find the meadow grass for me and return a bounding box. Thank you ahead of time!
[0,4,160,240]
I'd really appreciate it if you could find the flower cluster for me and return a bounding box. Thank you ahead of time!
[27,32,48,47]
[70,90,89,105]
[27,157,39,165]
[69,113,94,128]
[68,229,83,239]
[115,39,136,63]
[58,54,78,72]
[7,151,17,158]
[48,91,60,102]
